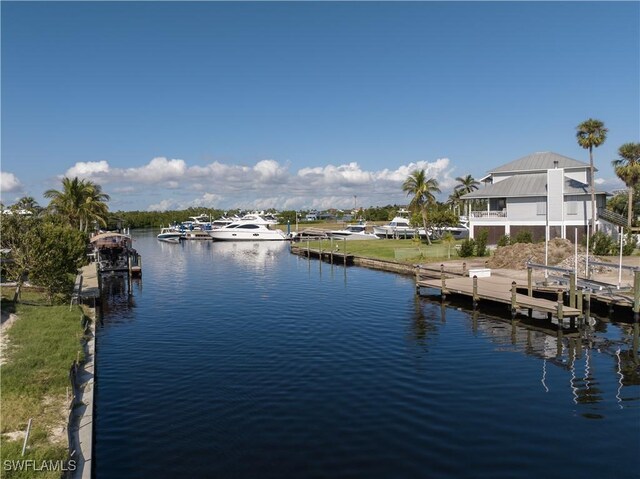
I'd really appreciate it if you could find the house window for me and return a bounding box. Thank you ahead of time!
[537,201,546,216]
[566,196,577,215]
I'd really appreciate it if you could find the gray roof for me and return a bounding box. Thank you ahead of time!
[461,173,606,199]
[489,151,591,174]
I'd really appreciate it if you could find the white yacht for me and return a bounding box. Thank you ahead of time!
[327,223,379,240]
[207,221,287,241]
[373,210,417,238]
[157,227,184,241]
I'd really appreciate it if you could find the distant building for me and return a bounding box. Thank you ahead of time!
[461,151,621,243]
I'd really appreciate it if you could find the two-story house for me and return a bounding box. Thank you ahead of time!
[461,151,614,244]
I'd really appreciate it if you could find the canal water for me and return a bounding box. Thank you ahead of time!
[95,230,639,478]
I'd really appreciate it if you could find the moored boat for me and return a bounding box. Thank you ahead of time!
[373,210,417,238]
[327,223,379,240]
[157,227,184,241]
[207,221,287,241]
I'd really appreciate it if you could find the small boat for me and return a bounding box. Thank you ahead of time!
[207,221,287,241]
[157,227,184,241]
[327,223,379,240]
[373,210,417,238]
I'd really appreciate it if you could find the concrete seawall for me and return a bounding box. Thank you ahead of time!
[69,263,100,479]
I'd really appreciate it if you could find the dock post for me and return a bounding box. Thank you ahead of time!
[343,238,347,266]
[557,301,563,322]
[472,275,478,307]
[527,267,533,317]
[306,240,310,260]
[330,237,334,264]
[462,262,467,277]
[585,290,591,320]
[633,269,640,319]
[510,281,517,316]
[577,288,583,314]
[415,266,420,295]
[440,264,447,301]
[569,272,576,309]
[127,254,133,296]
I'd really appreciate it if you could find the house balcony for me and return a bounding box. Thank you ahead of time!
[470,210,507,219]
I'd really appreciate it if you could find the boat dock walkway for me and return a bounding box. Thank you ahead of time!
[290,244,355,266]
[416,262,639,320]
[417,274,582,318]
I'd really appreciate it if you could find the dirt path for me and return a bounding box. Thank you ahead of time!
[1,308,18,366]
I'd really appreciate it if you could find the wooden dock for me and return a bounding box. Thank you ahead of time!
[290,245,355,265]
[417,274,582,318]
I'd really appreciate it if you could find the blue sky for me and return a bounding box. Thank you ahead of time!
[2,1,638,212]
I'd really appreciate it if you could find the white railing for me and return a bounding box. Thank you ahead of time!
[470,210,507,219]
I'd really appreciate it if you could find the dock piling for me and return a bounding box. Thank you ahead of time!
[472,275,478,307]
[633,270,640,319]
[585,290,591,320]
[343,238,347,266]
[557,290,564,322]
[510,281,517,315]
[569,272,576,309]
[440,264,447,300]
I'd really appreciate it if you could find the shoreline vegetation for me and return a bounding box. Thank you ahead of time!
[0,290,87,479]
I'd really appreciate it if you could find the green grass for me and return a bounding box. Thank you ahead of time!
[1,292,86,479]
[298,238,467,264]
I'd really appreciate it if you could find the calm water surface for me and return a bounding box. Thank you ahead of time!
[95,231,640,478]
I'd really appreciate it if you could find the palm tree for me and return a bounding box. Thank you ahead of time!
[447,188,464,216]
[14,196,40,215]
[612,142,640,227]
[576,118,608,230]
[402,169,441,245]
[44,177,110,232]
[454,174,480,219]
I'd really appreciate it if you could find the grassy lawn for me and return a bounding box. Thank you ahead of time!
[1,289,86,479]
[296,238,468,264]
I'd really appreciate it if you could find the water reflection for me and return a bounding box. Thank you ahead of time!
[99,274,137,326]
[424,298,640,412]
[212,241,288,270]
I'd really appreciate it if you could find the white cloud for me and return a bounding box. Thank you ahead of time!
[124,157,187,183]
[0,172,22,193]
[65,160,110,179]
[61,155,465,210]
[147,199,178,212]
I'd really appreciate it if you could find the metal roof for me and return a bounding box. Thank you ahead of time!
[489,151,591,174]
[461,173,606,199]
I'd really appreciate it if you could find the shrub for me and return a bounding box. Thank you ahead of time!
[497,235,511,247]
[475,229,489,257]
[589,231,615,255]
[513,230,533,244]
[458,238,476,257]
[622,232,637,256]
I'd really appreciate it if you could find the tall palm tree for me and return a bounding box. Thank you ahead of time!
[612,142,640,227]
[454,174,480,219]
[44,177,110,232]
[402,169,441,245]
[576,118,608,230]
